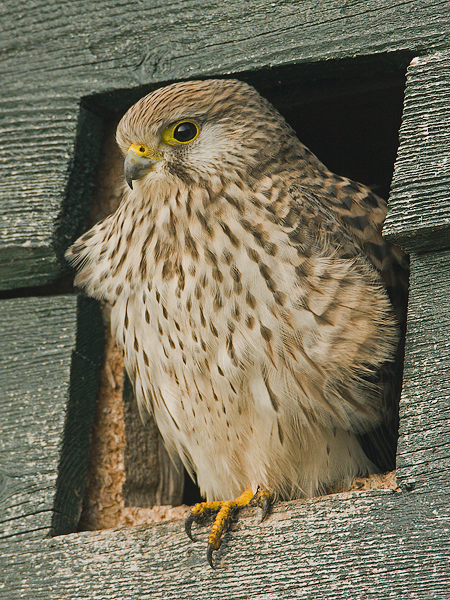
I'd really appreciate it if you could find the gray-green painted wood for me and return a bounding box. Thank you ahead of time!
[3,1,450,597]
[0,295,103,540]
[2,488,449,599]
[384,50,450,252]
[396,250,450,492]
[1,0,450,289]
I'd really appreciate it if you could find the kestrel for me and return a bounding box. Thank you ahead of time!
[66,79,408,566]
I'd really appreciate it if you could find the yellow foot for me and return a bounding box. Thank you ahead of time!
[185,487,272,567]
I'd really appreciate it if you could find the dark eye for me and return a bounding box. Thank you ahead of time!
[172,121,199,143]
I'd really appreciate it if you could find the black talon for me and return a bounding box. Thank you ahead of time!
[260,495,272,522]
[184,490,257,567]
[184,512,198,542]
[207,544,216,569]
[251,488,272,522]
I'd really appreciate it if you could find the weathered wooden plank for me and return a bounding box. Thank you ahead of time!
[2,487,449,599]
[0,295,103,539]
[384,50,450,252]
[1,0,450,289]
[0,104,103,290]
[2,3,450,596]
[396,249,450,492]
[3,0,449,95]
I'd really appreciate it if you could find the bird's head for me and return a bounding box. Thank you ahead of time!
[116,79,296,191]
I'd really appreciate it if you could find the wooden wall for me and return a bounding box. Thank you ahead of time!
[1,1,450,598]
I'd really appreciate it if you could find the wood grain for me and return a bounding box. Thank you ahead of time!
[2,487,450,599]
[396,250,450,491]
[2,2,450,597]
[0,295,103,539]
[385,51,450,252]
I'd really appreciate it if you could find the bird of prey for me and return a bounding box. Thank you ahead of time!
[66,79,408,567]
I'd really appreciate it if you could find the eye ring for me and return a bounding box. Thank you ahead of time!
[171,121,200,144]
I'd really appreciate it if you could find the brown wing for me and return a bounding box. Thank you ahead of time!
[282,173,409,472]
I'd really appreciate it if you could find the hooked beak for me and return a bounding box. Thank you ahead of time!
[124,147,158,189]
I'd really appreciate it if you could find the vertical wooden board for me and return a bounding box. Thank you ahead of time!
[0,295,103,540]
[385,50,450,252]
[396,250,450,490]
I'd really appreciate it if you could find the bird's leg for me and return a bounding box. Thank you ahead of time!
[185,487,272,567]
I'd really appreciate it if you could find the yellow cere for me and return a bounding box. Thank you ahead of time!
[129,143,150,156]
